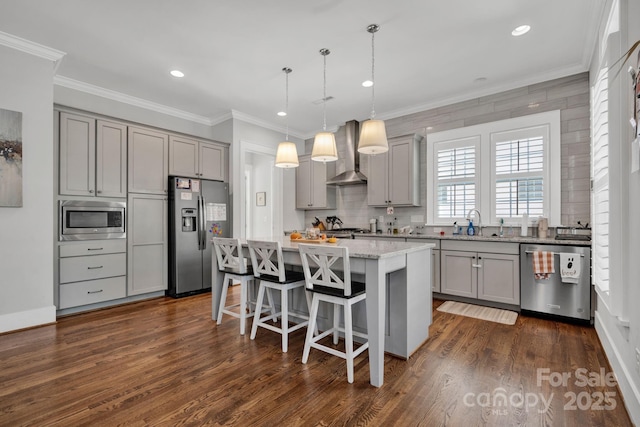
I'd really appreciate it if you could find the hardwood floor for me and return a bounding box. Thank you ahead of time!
[0,289,632,426]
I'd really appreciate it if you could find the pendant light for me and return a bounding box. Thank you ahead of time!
[311,48,338,162]
[275,67,299,168]
[358,24,389,155]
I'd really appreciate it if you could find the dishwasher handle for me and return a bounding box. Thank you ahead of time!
[524,250,584,258]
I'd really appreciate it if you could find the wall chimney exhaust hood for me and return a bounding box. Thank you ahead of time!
[325,120,368,185]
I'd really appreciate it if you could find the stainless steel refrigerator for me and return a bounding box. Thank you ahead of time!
[168,176,230,297]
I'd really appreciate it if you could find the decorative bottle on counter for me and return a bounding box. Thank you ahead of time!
[392,217,399,235]
[467,220,475,236]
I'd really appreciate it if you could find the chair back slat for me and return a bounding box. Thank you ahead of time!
[247,240,285,282]
[212,237,248,274]
[298,244,352,296]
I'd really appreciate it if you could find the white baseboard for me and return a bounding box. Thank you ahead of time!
[595,310,640,425]
[0,305,56,333]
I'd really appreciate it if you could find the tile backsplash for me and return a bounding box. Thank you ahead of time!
[302,73,590,232]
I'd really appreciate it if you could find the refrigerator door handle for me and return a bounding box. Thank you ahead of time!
[199,194,207,250]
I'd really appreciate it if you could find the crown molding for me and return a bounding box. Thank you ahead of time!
[54,75,214,126]
[0,30,65,72]
[230,109,307,140]
[377,63,589,123]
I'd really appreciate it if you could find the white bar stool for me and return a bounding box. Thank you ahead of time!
[247,240,311,353]
[298,243,368,383]
[212,237,266,335]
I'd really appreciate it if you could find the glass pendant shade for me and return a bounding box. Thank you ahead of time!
[275,141,299,168]
[358,119,388,154]
[311,132,338,162]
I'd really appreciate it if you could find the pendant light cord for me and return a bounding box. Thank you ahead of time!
[283,67,291,141]
[322,49,328,131]
[370,28,376,120]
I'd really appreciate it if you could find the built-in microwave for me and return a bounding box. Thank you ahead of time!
[59,200,126,241]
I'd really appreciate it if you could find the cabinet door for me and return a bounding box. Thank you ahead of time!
[367,151,388,206]
[96,120,127,198]
[199,141,225,181]
[477,253,520,305]
[296,156,312,209]
[432,250,441,293]
[388,138,412,205]
[59,112,95,196]
[128,127,169,194]
[169,135,198,178]
[440,250,477,298]
[127,193,168,295]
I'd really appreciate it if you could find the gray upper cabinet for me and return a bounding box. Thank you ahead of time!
[295,154,336,210]
[367,133,422,207]
[169,136,227,181]
[128,126,169,194]
[59,112,127,198]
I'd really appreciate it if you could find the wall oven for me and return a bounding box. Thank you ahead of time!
[59,200,126,241]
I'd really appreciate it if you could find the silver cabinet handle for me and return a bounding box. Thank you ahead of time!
[87,289,103,294]
[87,266,103,269]
[87,248,103,251]
[472,264,482,268]
[89,190,94,193]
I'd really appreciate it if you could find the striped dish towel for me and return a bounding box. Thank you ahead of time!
[533,251,554,280]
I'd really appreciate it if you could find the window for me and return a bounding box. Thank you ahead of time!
[436,140,478,220]
[427,111,560,226]
[491,126,550,221]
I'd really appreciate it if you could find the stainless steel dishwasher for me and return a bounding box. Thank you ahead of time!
[520,244,591,321]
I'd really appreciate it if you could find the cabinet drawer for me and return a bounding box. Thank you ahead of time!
[59,276,126,309]
[59,240,126,257]
[441,239,519,254]
[60,253,126,283]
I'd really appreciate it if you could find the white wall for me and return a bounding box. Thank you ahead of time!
[592,0,640,423]
[231,119,304,237]
[0,45,57,332]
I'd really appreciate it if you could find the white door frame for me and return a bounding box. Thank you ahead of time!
[237,140,283,239]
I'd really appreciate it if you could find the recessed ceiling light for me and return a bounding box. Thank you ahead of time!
[362,80,373,87]
[511,25,531,36]
[277,111,287,117]
[170,70,185,78]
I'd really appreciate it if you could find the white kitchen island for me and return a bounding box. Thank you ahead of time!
[211,237,434,387]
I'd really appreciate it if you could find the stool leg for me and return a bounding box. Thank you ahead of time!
[302,295,320,364]
[239,278,248,335]
[217,274,231,325]
[304,289,317,336]
[333,303,340,345]
[250,281,266,340]
[344,301,354,383]
[281,287,289,352]
[265,287,277,322]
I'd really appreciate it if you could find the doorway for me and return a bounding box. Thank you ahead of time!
[239,141,282,240]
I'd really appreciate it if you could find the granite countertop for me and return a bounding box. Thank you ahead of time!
[245,236,436,259]
[355,232,592,246]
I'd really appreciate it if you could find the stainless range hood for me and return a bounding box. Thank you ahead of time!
[325,120,367,185]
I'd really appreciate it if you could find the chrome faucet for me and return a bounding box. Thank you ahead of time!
[466,209,482,236]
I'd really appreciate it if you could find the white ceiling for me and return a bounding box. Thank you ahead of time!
[0,0,602,138]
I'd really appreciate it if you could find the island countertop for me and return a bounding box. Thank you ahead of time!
[270,237,436,259]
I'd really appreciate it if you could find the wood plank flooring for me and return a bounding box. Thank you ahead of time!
[0,289,632,426]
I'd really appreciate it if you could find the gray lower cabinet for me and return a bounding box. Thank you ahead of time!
[407,238,440,293]
[355,235,440,292]
[440,240,520,305]
[127,193,168,295]
[58,240,127,309]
